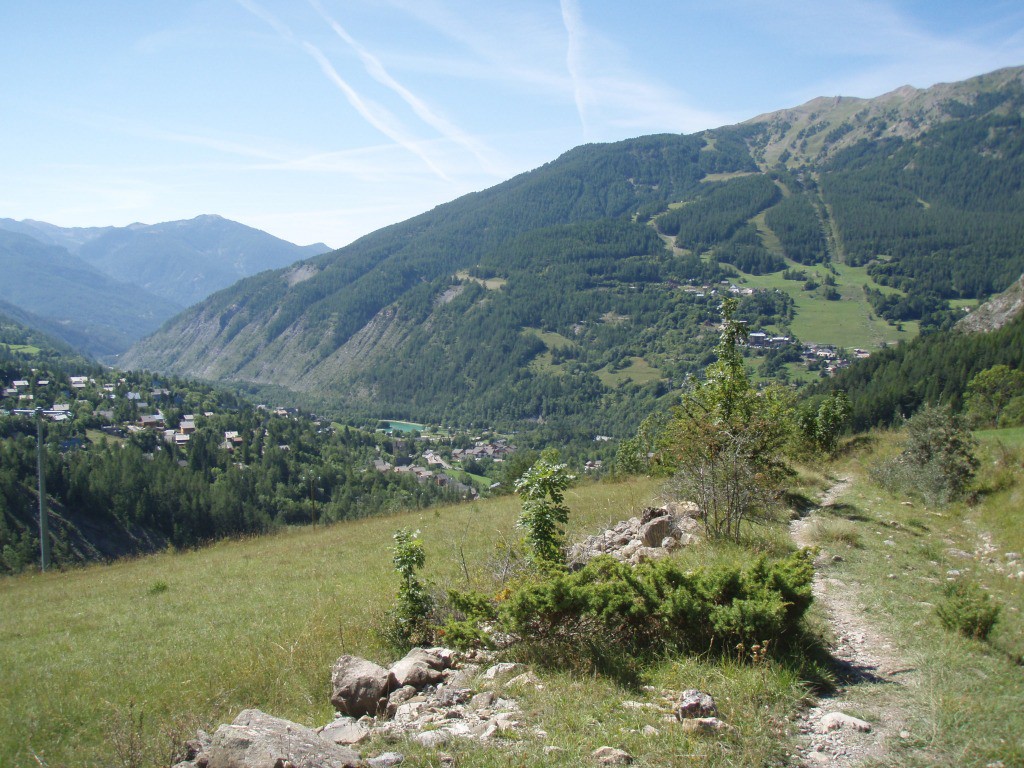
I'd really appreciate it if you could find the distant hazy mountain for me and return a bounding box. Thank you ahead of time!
[0,215,330,308]
[123,66,1024,432]
[0,230,181,358]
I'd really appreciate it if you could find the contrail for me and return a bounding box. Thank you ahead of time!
[236,0,450,180]
[310,0,497,174]
[560,0,589,139]
[302,43,451,180]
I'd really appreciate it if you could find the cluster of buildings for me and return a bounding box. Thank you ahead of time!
[370,456,477,498]
[450,438,514,463]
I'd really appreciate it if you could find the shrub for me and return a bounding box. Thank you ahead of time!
[936,580,1000,641]
[499,550,814,666]
[871,404,979,506]
[437,588,499,650]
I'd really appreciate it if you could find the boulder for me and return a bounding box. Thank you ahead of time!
[320,717,371,746]
[639,515,673,547]
[818,711,872,733]
[366,753,404,768]
[591,746,633,765]
[390,648,445,688]
[675,689,717,719]
[483,662,524,679]
[206,709,362,768]
[331,655,395,717]
[677,716,731,734]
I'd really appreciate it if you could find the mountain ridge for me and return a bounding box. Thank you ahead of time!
[0,214,330,309]
[0,215,330,356]
[123,66,1024,431]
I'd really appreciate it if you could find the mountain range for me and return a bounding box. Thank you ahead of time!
[0,215,328,357]
[0,67,1002,435]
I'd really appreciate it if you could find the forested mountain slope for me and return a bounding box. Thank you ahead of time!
[124,66,1024,434]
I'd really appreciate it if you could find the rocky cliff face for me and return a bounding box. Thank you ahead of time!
[956,273,1024,333]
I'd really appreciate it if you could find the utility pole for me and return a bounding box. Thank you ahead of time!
[13,407,64,572]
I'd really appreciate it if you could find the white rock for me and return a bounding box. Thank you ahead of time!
[818,712,872,733]
[483,662,524,679]
[413,729,451,748]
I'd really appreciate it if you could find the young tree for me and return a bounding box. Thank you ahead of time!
[389,528,432,644]
[796,391,852,456]
[515,452,575,568]
[661,299,794,539]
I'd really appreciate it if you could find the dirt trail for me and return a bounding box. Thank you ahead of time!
[788,478,918,767]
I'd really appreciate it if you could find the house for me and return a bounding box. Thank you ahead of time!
[174,433,191,447]
[423,450,451,470]
[69,376,88,389]
[37,380,49,386]
[140,414,165,429]
[12,380,28,388]
[179,420,196,435]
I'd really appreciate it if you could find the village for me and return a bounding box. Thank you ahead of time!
[0,368,521,499]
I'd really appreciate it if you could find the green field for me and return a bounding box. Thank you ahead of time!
[1,344,42,356]
[455,270,506,291]
[737,262,918,348]
[524,327,577,349]
[597,356,662,387]
[975,425,1024,449]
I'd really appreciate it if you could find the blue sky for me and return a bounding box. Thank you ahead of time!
[3,1,1024,248]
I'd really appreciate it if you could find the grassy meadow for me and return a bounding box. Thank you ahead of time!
[736,262,918,348]
[1,478,664,766]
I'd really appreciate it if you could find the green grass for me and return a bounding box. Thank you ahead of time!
[524,327,578,349]
[738,262,918,348]
[0,478,661,767]
[383,420,426,433]
[2,344,42,356]
[701,171,758,183]
[596,357,662,387]
[975,425,1024,449]
[85,428,126,446]
[455,271,506,291]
